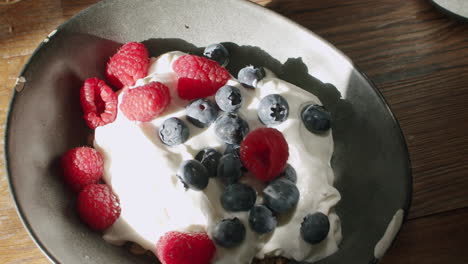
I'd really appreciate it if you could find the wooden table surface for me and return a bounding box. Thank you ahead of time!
[1,0,468,263]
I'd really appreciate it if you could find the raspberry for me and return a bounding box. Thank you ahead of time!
[120,82,171,122]
[240,128,289,181]
[77,184,121,231]
[61,147,104,192]
[173,55,230,100]
[80,77,118,129]
[156,231,215,264]
[106,42,149,89]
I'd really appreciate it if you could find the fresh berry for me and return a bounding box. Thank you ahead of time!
[215,85,243,113]
[173,55,230,100]
[240,127,289,181]
[217,153,243,185]
[80,77,118,129]
[224,144,241,158]
[77,184,120,230]
[214,113,249,144]
[212,218,246,248]
[177,160,210,190]
[195,148,222,177]
[279,164,297,183]
[300,212,330,244]
[105,42,149,89]
[156,231,216,264]
[224,144,247,172]
[238,66,265,88]
[186,99,218,128]
[301,104,332,133]
[159,117,190,146]
[249,205,277,234]
[61,147,104,192]
[221,183,256,212]
[263,178,299,213]
[258,94,289,125]
[203,43,229,67]
[120,82,171,122]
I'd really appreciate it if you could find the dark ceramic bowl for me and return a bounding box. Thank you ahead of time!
[5,0,412,263]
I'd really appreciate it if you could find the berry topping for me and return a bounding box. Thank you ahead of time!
[106,42,150,89]
[238,66,265,88]
[300,212,330,244]
[217,153,243,185]
[214,113,249,144]
[249,205,277,234]
[195,148,222,177]
[177,160,210,190]
[221,183,256,212]
[173,55,230,100]
[120,82,171,122]
[203,43,229,67]
[258,94,289,125]
[77,184,121,230]
[80,77,118,129]
[279,164,297,183]
[215,85,243,113]
[263,178,300,214]
[61,147,104,192]
[159,117,190,146]
[301,104,332,133]
[240,127,289,181]
[186,98,218,128]
[212,218,246,248]
[224,144,241,158]
[156,231,216,264]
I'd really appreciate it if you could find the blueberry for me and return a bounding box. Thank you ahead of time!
[300,212,330,244]
[203,43,229,67]
[195,148,222,177]
[215,85,243,113]
[249,205,277,234]
[263,178,300,213]
[258,94,289,125]
[301,104,332,133]
[212,218,246,248]
[158,117,189,146]
[214,113,249,144]
[221,183,256,212]
[217,153,243,184]
[279,164,297,183]
[177,160,209,190]
[186,99,218,128]
[224,144,241,158]
[238,66,265,88]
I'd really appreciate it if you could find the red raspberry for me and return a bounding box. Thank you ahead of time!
[240,128,289,181]
[120,82,171,122]
[156,231,215,264]
[61,147,104,192]
[106,42,150,89]
[80,77,118,129]
[77,184,121,231]
[173,55,230,100]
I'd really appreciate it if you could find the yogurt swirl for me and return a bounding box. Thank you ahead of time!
[94,51,342,263]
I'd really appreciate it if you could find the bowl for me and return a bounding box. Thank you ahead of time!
[5,0,412,263]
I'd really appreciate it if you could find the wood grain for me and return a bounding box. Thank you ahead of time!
[265,0,468,220]
[1,0,467,263]
[381,207,468,264]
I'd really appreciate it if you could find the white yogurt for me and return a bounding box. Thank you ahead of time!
[94,52,342,263]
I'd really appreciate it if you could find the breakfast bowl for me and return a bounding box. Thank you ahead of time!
[5,0,412,263]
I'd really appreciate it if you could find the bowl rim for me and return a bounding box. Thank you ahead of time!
[3,0,413,263]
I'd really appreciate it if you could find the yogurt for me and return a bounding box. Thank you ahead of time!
[94,51,342,263]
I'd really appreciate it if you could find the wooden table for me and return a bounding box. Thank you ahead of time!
[1,0,467,263]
